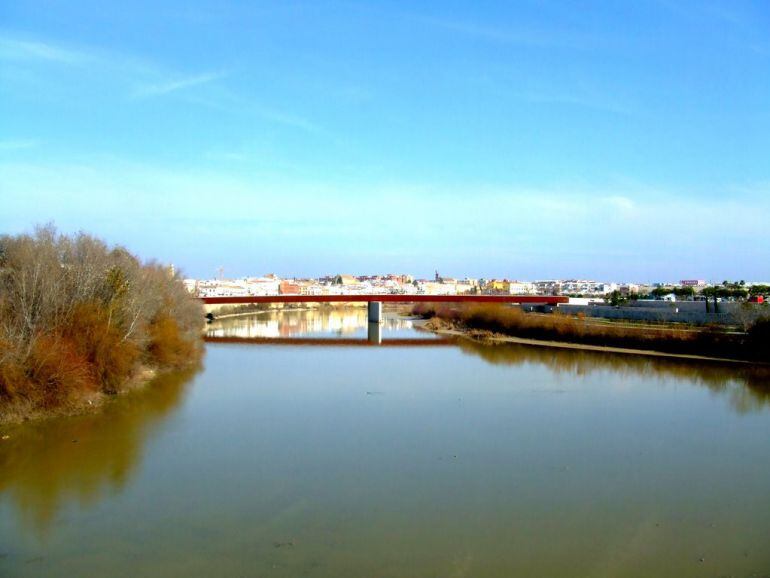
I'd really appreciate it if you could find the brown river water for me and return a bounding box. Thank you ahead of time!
[1,308,769,577]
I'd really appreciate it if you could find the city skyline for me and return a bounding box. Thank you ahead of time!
[188,270,768,286]
[2,1,769,280]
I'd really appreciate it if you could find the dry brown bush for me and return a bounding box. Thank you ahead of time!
[414,302,763,361]
[147,309,199,368]
[0,226,203,420]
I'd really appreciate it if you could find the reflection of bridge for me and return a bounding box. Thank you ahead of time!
[201,294,568,322]
[206,316,443,346]
[204,335,453,347]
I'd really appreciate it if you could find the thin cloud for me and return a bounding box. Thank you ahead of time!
[2,33,325,136]
[0,139,39,151]
[603,195,636,212]
[187,91,329,136]
[412,15,596,50]
[3,158,769,279]
[0,37,92,65]
[2,34,226,101]
[252,104,323,134]
[654,0,748,27]
[132,71,226,98]
[518,91,634,116]
[204,150,250,162]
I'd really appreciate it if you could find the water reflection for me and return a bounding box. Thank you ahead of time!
[3,310,770,576]
[367,321,381,344]
[456,339,770,413]
[206,307,415,339]
[0,368,197,535]
[208,310,770,413]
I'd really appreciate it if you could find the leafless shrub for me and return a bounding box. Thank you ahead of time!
[0,225,203,418]
[414,302,766,362]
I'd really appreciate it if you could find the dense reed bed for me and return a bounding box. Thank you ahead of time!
[413,302,770,362]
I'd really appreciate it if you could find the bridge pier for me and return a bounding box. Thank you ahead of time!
[367,301,382,323]
[367,321,382,344]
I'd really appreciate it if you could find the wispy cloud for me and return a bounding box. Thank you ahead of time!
[132,71,226,98]
[2,158,768,279]
[0,139,39,151]
[603,195,636,212]
[654,0,748,27]
[753,43,770,57]
[3,32,330,137]
[517,90,634,115]
[251,104,323,134]
[185,90,329,136]
[412,15,596,50]
[204,150,249,162]
[465,72,636,116]
[0,37,92,65]
[2,33,225,101]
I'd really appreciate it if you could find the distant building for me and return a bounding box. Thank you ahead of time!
[508,281,536,295]
[680,280,707,287]
[485,280,511,294]
[559,280,617,295]
[279,281,302,295]
[243,277,281,295]
[619,284,640,295]
[417,281,456,295]
[333,274,360,286]
[533,280,563,295]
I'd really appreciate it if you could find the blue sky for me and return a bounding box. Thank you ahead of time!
[1,0,769,282]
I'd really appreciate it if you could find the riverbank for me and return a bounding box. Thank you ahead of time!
[0,227,204,425]
[420,320,755,365]
[413,303,770,364]
[0,365,161,426]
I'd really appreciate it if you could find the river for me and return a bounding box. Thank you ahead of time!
[1,308,769,577]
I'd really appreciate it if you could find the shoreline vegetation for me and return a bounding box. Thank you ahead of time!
[412,302,770,365]
[0,227,204,424]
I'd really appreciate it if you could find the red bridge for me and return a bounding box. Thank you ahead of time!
[200,294,567,322]
[200,294,567,305]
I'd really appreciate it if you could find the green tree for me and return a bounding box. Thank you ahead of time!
[607,290,626,306]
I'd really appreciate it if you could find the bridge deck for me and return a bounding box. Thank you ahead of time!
[200,294,567,305]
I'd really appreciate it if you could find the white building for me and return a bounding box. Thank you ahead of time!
[508,281,536,295]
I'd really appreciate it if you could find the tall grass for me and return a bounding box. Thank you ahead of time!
[413,302,769,362]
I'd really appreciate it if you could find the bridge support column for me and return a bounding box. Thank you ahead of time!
[367,321,382,344]
[367,301,382,323]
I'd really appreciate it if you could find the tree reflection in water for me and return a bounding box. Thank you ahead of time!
[0,367,199,535]
[455,338,770,414]
[3,319,769,541]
